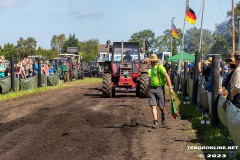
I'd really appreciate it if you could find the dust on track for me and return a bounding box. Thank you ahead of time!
[0,82,202,160]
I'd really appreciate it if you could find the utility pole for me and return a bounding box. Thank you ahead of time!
[232,0,236,58]
[238,16,240,50]
[181,0,189,52]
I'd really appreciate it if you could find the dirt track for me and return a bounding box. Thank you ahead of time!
[0,81,202,160]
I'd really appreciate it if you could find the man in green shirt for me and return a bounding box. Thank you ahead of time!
[148,54,173,128]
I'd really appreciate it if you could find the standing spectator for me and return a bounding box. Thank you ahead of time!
[0,55,5,68]
[0,58,6,78]
[15,60,22,78]
[230,51,240,108]
[225,63,236,100]
[28,59,33,77]
[33,59,38,76]
[22,60,28,78]
[43,61,49,75]
[219,59,225,92]
[49,65,54,75]
[203,57,212,92]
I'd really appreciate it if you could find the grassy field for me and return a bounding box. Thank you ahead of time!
[0,78,102,102]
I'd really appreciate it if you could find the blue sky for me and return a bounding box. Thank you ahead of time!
[0,0,233,49]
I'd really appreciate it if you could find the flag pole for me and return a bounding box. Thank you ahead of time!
[181,0,189,52]
[232,0,235,58]
[198,0,205,54]
[170,17,174,55]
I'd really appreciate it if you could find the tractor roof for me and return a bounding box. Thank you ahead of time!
[112,42,140,48]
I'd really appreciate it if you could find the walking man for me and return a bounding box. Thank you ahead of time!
[148,54,174,128]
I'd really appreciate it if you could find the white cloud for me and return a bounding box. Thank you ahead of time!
[0,0,29,7]
[68,11,103,19]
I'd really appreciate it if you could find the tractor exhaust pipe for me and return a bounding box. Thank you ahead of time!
[121,41,124,63]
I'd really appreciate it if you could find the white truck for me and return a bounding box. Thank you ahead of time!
[157,52,172,64]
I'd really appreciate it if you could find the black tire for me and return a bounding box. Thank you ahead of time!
[102,73,112,98]
[139,73,149,98]
[136,85,140,97]
[112,87,115,97]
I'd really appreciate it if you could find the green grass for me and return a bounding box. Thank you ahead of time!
[172,93,238,159]
[72,77,102,83]
[0,77,102,102]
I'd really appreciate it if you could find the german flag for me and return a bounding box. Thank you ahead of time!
[186,7,196,25]
[172,24,178,39]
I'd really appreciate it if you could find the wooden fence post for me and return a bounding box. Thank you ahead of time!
[192,52,200,105]
[211,55,220,126]
[10,57,15,92]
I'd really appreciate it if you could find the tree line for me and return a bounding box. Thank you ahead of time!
[0,33,99,62]
[129,2,240,59]
[0,2,239,61]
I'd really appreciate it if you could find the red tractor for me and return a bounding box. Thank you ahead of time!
[102,42,149,98]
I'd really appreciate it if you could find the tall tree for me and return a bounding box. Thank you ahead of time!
[63,33,79,53]
[36,47,58,60]
[79,39,99,62]
[2,43,16,60]
[153,28,183,55]
[211,20,232,58]
[184,27,213,55]
[129,29,155,48]
[50,34,66,54]
[15,37,37,58]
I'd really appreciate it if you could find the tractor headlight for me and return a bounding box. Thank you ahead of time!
[104,64,109,71]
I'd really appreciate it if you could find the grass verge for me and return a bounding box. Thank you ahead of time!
[172,93,238,160]
[0,77,102,102]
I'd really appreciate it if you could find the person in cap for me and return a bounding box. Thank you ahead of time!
[229,51,240,108]
[147,54,173,128]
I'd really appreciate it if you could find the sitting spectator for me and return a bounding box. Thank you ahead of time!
[0,59,6,78]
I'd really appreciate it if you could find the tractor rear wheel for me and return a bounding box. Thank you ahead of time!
[102,73,112,98]
[139,73,149,98]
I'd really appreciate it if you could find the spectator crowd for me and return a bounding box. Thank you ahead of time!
[0,56,55,79]
[164,51,240,109]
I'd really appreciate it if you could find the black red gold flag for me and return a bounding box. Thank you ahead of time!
[172,24,178,39]
[186,7,196,24]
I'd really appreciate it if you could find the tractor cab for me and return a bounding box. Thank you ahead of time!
[103,41,149,98]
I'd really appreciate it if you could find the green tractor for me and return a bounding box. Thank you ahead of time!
[50,58,68,81]
[52,54,83,82]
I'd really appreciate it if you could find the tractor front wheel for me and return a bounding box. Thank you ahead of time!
[139,73,149,98]
[102,73,112,98]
